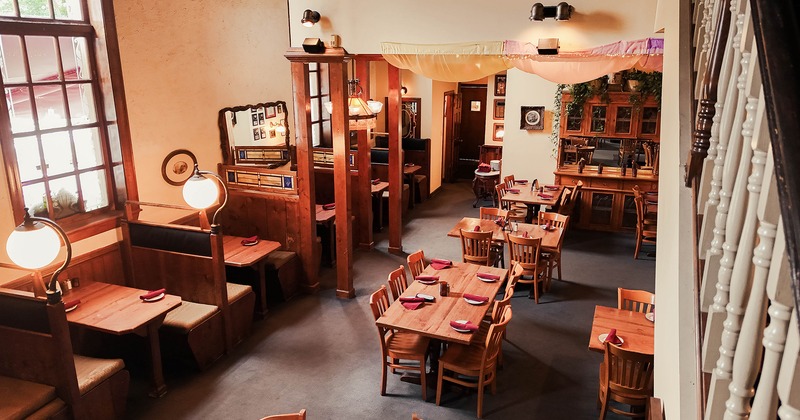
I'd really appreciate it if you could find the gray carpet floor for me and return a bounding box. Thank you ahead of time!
[126,181,655,419]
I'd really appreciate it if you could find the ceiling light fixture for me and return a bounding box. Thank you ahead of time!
[301,9,320,27]
[324,79,383,131]
[529,2,573,21]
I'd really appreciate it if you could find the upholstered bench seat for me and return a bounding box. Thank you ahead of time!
[0,375,66,420]
[226,282,252,303]
[162,301,218,333]
[73,354,125,395]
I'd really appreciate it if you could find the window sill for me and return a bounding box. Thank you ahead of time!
[57,210,123,243]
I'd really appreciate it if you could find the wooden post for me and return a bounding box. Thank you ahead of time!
[330,60,355,299]
[387,64,403,254]
[355,59,373,250]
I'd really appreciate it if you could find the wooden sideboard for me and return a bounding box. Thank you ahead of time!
[555,167,657,232]
[560,91,660,141]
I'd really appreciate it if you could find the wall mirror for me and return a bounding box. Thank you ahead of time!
[219,101,293,167]
[384,97,421,139]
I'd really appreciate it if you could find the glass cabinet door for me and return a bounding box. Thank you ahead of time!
[639,106,659,136]
[564,103,583,133]
[613,105,633,135]
[589,192,614,225]
[621,194,638,228]
[590,105,607,133]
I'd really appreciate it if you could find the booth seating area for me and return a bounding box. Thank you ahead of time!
[374,136,432,203]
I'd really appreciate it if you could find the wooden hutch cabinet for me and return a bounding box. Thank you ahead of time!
[555,90,660,232]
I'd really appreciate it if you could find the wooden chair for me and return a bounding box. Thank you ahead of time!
[479,206,508,221]
[506,234,549,303]
[632,185,658,224]
[618,288,655,314]
[537,212,569,282]
[459,228,498,267]
[369,286,430,401]
[436,306,512,419]
[261,409,306,420]
[387,265,409,301]
[407,249,426,279]
[494,184,526,223]
[619,138,638,165]
[598,342,654,420]
[633,196,657,259]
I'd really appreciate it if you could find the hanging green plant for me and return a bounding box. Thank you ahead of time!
[550,84,566,158]
[625,70,662,109]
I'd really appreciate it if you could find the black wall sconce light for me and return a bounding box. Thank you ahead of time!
[301,9,320,27]
[530,2,573,21]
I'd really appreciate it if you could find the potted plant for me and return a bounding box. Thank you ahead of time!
[625,70,663,109]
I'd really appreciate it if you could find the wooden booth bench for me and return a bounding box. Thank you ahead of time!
[370,148,411,214]
[374,137,431,202]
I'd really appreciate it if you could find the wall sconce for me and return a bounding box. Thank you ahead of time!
[530,2,573,21]
[401,86,408,96]
[271,119,287,134]
[301,9,320,27]
[6,209,71,304]
[182,164,228,232]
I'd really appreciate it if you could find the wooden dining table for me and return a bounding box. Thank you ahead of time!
[371,181,389,231]
[376,262,507,346]
[588,305,654,354]
[501,185,566,223]
[404,164,422,209]
[65,280,182,397]
[447,217,564,251]
[222,235,282,316]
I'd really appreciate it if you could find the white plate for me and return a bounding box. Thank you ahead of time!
[476,275,498,283]
[645,312,655,322]
[417,279,437,285]
[143,292,165,302]
[464,297,486,305]
[598,333,625,345]
[451,320,472,333]
[541,225,554,231]
[242,241,259,246]
[65,304,78,313]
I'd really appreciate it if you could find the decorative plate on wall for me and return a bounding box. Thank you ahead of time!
[520,106,545,130]
[161,149,198,186]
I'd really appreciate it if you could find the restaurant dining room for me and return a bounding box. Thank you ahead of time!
[2,0,799,419]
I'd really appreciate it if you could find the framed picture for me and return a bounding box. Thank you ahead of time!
[493,123,505,141]
[470,100,481,112]
[160,149,197,186]
[251,111,259,126]
[494,74,506,96]
[253,128,260,141]
[493,99,505,120]
[520,106,545,130]
[266,106,277,119]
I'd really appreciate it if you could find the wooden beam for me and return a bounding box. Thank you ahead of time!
[330,61,355,299]
[387,64,403,254]
[355,59,374,250]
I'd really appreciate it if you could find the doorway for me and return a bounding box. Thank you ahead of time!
[453,84,487,179]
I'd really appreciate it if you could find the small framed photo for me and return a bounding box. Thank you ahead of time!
[520,106,545,130]
[259,127,267,139]
[266,106,277,119]
[276,103,284,114]
[493,99,505,120]
[493,123,505,141]
[470,100,481,112]
[253,128,260,141]
[494,74,506,97]
[251,112,259,126]
[258,110,265,125]
[269,129,276,138]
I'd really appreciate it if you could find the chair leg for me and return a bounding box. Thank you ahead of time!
[533,279,540,303]
[436,364,444,406]
[634,234,642,259]
[380,360,387,396]
[557,254,562,281]
[477,375,485,419]
[419,356,427,401]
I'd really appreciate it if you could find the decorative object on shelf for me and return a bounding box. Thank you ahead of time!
[301,38,324,54]
[300,9,320,27]
[578,158,585,173]
[597,163,604,174]
[183,164,228,232]
[494,74,506,96]
[631,157,638,177]
[624,70,662,108]
[520,106,545,130]
[529,2,573,21]
[6,209,71,304]
[493,123,505,141]
[493,99,505,119]
[161,149,198,186]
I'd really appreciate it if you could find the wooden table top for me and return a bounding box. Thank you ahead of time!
[371,181,389,195]
[588,305,654,354]
[502,185,565,207]
[315,204,336,224]
[65,281,181,335]
[447,217,564,250]
[222,235,282,267]
[376,262,507,345]
[404,164,422,175]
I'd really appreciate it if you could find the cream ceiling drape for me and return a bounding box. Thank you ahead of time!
[381,41,510,82]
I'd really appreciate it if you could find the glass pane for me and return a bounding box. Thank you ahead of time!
[26,36,59,81]
[641,121,657,135]
[73,127,102,169]
[59,37,90,80]
[20,0,51,18]
[309,71,319,96]
[34,85,67,129]
[320,63,329,95]
[311,123,321,147]
[107,124,122,163]
[1,35,28,83]
[6,87,34,133]
[621,195,637,228]
[79,170,108,211]
[14,135,43,181]
[66,83,97,124]
[615,121,631,134]
[41,131,74,175]
[49,175,79,219]
[0,0,14,16]
[616,106,632,120]
[590,192,613,225]
[322,120,332,145]
[642,107,658,120]
[53,0,82,20]
[23,182,49,217]
[310,97,320,122]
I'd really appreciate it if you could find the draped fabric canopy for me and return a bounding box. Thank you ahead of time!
[380,38,663,84]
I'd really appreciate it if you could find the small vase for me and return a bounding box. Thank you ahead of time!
[578,159,585,174]
[597,163,603,174]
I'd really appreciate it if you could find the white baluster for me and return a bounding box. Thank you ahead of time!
[777,312,800,419]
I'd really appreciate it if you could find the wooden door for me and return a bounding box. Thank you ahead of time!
[442,90,461,183]
[456,85,487,179]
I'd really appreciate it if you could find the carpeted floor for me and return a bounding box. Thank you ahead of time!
[126,181,655,419]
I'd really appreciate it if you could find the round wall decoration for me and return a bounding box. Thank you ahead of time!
[161,149,198,186]
[520,105,545,130]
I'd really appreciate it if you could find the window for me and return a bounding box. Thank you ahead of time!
[0,0,135,238]
[307,62,331,147]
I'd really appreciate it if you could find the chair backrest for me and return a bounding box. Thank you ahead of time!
[503,175,515,189]
[618,288,655,313]
[634,195,647,228]
[481,306,512,372]
[495,184,512,212]
[369,286,392,354]
[603,341,654,398]
[538,212,569,230]
[479,207,508,221]
[489,283,515,324]
[507,262,524,293]
[407,250,426,278]
[459,229,494,266]
[558,188,572,209]
[261,408,307,420]
[506,234,542,272]
[387,265,409,301]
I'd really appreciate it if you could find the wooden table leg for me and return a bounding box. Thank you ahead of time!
[146,322,167,398]
[406,174,416,209]
[254,262,268,318]
[373,194,384,231]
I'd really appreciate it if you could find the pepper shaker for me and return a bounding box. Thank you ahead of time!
[439,280,449,297]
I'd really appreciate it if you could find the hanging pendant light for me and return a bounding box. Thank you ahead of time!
[324,79,383,130]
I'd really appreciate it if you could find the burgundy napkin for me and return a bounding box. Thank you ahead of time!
[507,188,520,193]
[522,231,529,238]
[64,299,80,310]
[477,163,491,173]
[545,185,559,189]
[399,296,425,303]
[371,178,381,185]
[494,217,506,227]
[463,293,489,303]
[473,225,481,231]
[544,222,553,231]
[430,262,450,270]
[538,193,553,199]
[402,301,424,310]
[140,288,166,300]
[514,179,528,184]
[430,258,452,266]
[415,275,440,282]
[606,328,622,345]
[476,273,501,281]
[241,235,259,246]
[450,320,479,332]
[322,203,335,210]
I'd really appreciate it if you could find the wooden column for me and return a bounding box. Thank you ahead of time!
[330,60,355,298]
[387,64,403,254]
[355,59,373,250]
[289,61,320,293]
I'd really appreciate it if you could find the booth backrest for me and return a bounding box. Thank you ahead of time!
[371,139,431,191]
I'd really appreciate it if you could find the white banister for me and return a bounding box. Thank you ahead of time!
[777,312,800,419]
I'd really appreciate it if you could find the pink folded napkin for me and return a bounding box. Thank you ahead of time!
[450,320,479,331]
[473,226,481,231]
[241,235,259,246]
[64,299,80,310]
[399,296,425,303]
[544,222,553,231]
[371,178,381,185]
[430,262,450,270]
[402,301,424,310]
[140,288,166,300]
[606,328,622,345]
[507,188,520,193]
[322,203,335,210]
[522,231,529,238]
[430,258,452,266]
[545,185,558,189]
[494,217,506,227]
[415,275,440,282]
[476,273,501,281]
[514,180,528,184]
[463,293,489,303]
[538,193,553,199]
